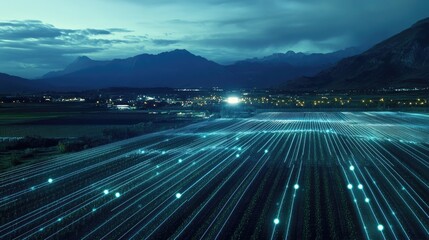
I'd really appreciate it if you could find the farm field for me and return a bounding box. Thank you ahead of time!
[0,103,191,138]
[0,112,428,239]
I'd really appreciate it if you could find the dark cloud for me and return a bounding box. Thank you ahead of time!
[152,39,180,46]
[0,20,62,40]
[84,29,112,35]
[0,20,136,77]
[126,0,429,61]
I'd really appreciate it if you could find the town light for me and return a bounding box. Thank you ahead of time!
[226,96,241,105]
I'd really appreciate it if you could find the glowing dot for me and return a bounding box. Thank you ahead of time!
[156,165,160,168]
[238,147,242,151]
[349,165,355,171]
[294,184,299,190]
[39,228,44,232]
[176,193,182,199]
[347,184,353,189]
[365,198,370,203]
[264,149,268,153]
[162,151,166,154]
[115,192,121,198]
[378,224,384,231]
[48,178,53,183]
[358,184,363,189]
[178,159,183,163]
[92,208,97,212]
[103,189,109,195]
[30,186,35,191]
[274,218,280,224]
[57,218,62,222]
[203,135,207,138]
[226,96,240,104]
[235,137,239,140]
[236,154,240,158]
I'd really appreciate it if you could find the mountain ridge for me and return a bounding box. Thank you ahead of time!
[0,73,51,93]
[285,17,429,90]
[40,48,360,90]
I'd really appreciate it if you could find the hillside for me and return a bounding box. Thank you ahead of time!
[0,73,49,93]
[285,17,429,90]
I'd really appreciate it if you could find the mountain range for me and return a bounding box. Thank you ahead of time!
[1,17,428,93]
[38,47,360,90]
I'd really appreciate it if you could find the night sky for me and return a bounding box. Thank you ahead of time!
[1,0,428,78]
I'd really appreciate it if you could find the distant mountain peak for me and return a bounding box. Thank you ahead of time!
[42,55,107,79]
[285,50,297,55]
[75,56,92,61]
[170,49,190,53]
[238,48,362,67]
[163,49,193,56]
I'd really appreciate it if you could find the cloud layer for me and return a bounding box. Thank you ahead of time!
[0,20,142,77]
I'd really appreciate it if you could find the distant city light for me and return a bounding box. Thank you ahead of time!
[274,218,280,224]
[226,96,241,105]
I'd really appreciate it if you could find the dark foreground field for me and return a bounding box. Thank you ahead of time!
[0,103,193,137]
[0,112,428,239]
[0,103,199,170]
